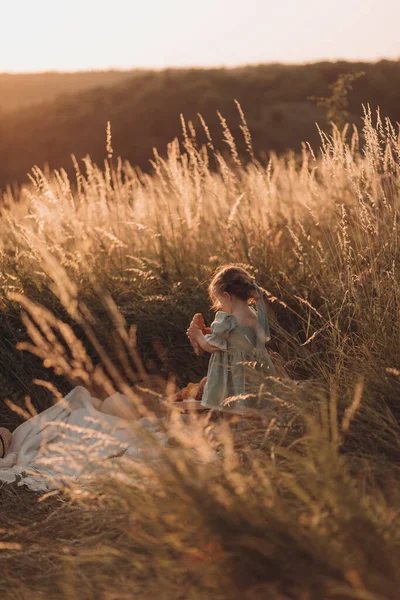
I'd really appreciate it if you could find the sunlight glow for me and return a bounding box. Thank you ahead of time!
[1,0,399,72]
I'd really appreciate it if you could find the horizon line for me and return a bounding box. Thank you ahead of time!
[1,55,399,76]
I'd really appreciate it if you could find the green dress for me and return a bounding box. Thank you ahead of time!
[201,303,277,414]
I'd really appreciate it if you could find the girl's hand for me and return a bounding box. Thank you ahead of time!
[187,324,203,343]
[187,325,220,355]
[187,315,211,356]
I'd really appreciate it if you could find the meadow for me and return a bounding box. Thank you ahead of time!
[2,59,400,189]
[1,104,400,599]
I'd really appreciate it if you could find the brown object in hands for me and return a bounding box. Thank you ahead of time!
[192,313,206,331]
[191,313,207,356]
[0,427,12,458]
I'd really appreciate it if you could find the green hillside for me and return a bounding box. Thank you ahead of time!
[0,60,399,190]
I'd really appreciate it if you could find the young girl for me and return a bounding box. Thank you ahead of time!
[187,265,277,413]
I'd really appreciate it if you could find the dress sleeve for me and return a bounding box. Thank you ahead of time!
[204,312,236,350]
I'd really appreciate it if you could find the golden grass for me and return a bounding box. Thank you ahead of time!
[1,104,400,598]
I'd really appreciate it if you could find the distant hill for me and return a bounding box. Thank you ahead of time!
[0,70,145,113]
[0,60,399,190]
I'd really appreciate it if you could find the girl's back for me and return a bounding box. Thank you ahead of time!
[201,310,276,413]
[187,264,278,414]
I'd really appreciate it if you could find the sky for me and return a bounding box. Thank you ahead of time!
[1,0,399,72]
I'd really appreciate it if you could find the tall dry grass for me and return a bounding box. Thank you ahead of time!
[1,104,400,598]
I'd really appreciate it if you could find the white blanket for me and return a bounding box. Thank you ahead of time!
[0,386,167,492]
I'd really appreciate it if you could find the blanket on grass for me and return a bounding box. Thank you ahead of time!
[0,386,167,492]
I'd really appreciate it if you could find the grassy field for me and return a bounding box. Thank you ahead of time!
[1,105,400,599]
[3,60,400,191]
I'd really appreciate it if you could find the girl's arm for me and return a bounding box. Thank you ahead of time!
[197,334,221,354]
[187,325,220,354]
[187,315,212,355]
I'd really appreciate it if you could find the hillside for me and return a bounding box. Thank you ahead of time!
[0,60,399,190]
[0,70,144,113]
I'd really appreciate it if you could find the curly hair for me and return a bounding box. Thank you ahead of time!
[208,264,257,309]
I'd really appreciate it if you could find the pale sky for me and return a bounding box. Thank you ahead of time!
[1,0,399,72]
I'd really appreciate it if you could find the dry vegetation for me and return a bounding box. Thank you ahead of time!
[1,104,400,599]
[2,60,400,190]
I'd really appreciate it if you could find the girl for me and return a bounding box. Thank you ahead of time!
[187,265,277,414]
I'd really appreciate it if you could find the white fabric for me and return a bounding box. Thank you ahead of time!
[0,386,167,492]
